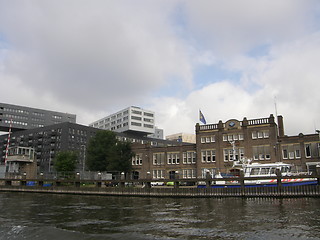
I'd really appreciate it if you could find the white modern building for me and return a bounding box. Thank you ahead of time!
[89,106,155,136]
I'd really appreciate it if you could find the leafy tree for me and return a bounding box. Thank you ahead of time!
[86,130,134,173]
[54,151,78,173]
[108,141,134,173]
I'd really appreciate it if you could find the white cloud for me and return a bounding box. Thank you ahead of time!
[0,0,192,111]
[183,0,318,56]
[153,31,320,136]
[0,0,320,138]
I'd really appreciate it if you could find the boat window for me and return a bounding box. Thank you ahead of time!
[250,168,260,175]
[281,166,291,173]
[270,167,276,174]
[260,168,270,175]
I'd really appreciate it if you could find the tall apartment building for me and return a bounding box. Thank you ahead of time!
[0,102,76,132]
[89,106,155,136]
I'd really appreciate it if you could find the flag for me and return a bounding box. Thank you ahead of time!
[199,110,206,124]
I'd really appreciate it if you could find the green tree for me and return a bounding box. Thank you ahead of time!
[108,141,134,173]
[54,151,78,173]
[86,130,134,173]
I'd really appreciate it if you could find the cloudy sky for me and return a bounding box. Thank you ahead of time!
[1,0,320,136]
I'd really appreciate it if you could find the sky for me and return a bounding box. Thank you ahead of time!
[0,0,320,137]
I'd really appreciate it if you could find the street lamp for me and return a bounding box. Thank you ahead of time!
[80,145,86,173]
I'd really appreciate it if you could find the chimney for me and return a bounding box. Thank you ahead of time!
[277,115,284,137]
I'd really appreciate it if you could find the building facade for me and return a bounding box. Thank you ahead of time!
[89,106,156,136]
[0,122,98,173]
[0,102,76,132]
[0,122,180,175]
[148,127,164,139]
[131,114,320,180]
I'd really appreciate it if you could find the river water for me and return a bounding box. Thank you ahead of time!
[0,192,320,240]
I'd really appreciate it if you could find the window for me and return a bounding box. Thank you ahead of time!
[305,143,320,158]
[252,130,269,139]
[253,145,271,160]
[132,110,142,115]
[201,150,216,163]
[153,170,164,179]
[252,131,257,139]
[282,144,301,160]
[224,148,245,162]
[182,169,196,179]
[223,134,228,141]
[132,154,142,165]
[144,112,154,117]
[167,152,180,165]
[223,133,243,141]
[183,152,196,164]
[201,168,216,178]
[131,116,142,121]
[153,153,165,165]
[201,135,215,143]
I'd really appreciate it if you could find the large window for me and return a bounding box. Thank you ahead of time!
[253,145,271,161]
[153,170,164,179]
[223,133,244,141]
[201,150,216,163]
[224,148,244,162]
[183,152,196,164]
[200,135,215,143]
[167,152,180,165]
[132,154,142,165]
[182,169,196,179]
[305,143,320,158]
[252,130,269,139]
[153,153,165,165]
[201,168,217,178]
[281,144,301,160]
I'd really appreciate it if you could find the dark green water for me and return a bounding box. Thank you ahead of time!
[0,192,320,240]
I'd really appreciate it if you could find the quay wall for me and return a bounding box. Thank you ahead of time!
[1,178,320,198]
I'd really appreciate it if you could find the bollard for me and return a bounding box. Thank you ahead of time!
[96,182,102,188]
[239,170,245,189]
[5,180,12,186]
[38,181,44,187]
[144,182,151,188]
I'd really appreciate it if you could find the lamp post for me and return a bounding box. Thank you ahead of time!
[80,145,86,173]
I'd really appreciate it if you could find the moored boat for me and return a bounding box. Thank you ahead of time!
[199,159,317,188]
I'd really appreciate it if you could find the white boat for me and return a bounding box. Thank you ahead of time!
[210,159,317,187]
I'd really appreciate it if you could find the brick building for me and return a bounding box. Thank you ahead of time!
[131,114,320,180]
